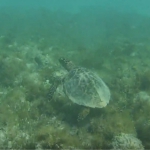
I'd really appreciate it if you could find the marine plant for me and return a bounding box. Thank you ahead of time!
[0,55,26,87]
[112,133,144,150]
[132,96,150,148]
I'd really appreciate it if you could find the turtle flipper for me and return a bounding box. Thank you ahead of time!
[48,78,61,100]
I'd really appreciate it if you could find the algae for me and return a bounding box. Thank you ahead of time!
[0,7,149,149]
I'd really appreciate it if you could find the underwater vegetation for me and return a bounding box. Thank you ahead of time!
[112,133,144,150]
[0,35,149,149]
[0,6,150,149]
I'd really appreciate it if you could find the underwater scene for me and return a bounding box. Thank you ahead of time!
[0,0,150,149]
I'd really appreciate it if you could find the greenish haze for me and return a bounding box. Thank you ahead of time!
[0,1,150,149]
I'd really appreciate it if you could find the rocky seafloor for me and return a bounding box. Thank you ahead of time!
[0,35,150,149]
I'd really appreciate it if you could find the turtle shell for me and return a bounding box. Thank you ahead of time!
[62,67,110,108]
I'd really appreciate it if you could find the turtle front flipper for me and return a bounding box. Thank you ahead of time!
[48,78,61,100]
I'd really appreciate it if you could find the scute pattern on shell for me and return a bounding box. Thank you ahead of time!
[62,67,110,108]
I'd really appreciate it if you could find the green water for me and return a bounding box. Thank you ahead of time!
[0,0,150,149]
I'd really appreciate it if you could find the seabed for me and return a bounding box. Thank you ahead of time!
[0,8,150,149]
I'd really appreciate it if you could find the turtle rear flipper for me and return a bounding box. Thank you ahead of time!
[48,78,61,100]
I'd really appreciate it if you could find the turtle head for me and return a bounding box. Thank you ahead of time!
[59,57,75,71]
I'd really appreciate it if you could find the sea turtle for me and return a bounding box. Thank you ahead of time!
[49,58,111,108]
